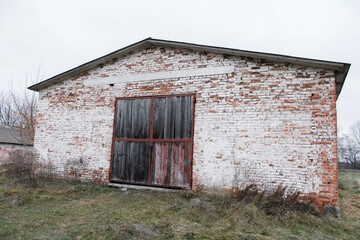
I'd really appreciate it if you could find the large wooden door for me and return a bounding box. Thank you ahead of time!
[110,94,194,189]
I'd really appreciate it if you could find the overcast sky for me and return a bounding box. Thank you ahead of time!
[0,0,359,132]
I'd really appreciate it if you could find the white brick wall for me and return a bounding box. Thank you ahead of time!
[34,46,338,208]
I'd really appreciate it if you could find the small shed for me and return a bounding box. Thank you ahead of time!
[0,125,33,162]
[28,38,350,211]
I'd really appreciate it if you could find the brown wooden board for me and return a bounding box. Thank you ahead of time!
[114,99,151,139]
[111,141,150,184]
[110,94,194,189]
[153,96,193,139]
[151,142,191,188]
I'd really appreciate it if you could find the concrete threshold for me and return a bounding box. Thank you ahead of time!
[108,183,179,192]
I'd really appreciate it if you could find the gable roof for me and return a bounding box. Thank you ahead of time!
[28,38,350,97]
[0,125,33,146]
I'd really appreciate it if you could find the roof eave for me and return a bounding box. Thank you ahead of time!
[0,141,33,146]
[28,38,153,91]
[28,38,351,97]
[335,63,351,99]
[148,39,347,71]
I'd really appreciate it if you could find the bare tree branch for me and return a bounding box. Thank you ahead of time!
[338,121,360,169]
[0,69,41,144]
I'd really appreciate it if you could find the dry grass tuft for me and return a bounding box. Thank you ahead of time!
[234,184,319,219]
[1,167,360,239]
[3,149,37,180]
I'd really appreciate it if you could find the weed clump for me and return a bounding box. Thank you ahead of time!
[64,157,88,181]
[3,149,37,181]
[234,184,319,219]
[2,149,58,186]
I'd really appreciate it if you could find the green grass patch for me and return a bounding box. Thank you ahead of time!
[0,171,360,239]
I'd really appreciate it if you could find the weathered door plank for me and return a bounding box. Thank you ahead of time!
[111,95,194,188]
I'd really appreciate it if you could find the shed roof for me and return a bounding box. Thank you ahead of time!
[28,38,350,97]
[0,125,33,146]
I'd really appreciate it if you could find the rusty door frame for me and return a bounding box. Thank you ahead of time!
[109,93,196,189]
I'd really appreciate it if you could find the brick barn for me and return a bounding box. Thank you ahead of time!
[29,38,350,211]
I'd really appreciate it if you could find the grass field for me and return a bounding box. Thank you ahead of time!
[0,168,360,240]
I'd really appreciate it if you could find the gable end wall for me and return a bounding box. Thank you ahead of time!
[34,46,338,209]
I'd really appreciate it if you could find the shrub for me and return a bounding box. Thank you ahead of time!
[64,156,87,181]
[3,149,37,180]
[233,184,319,219]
